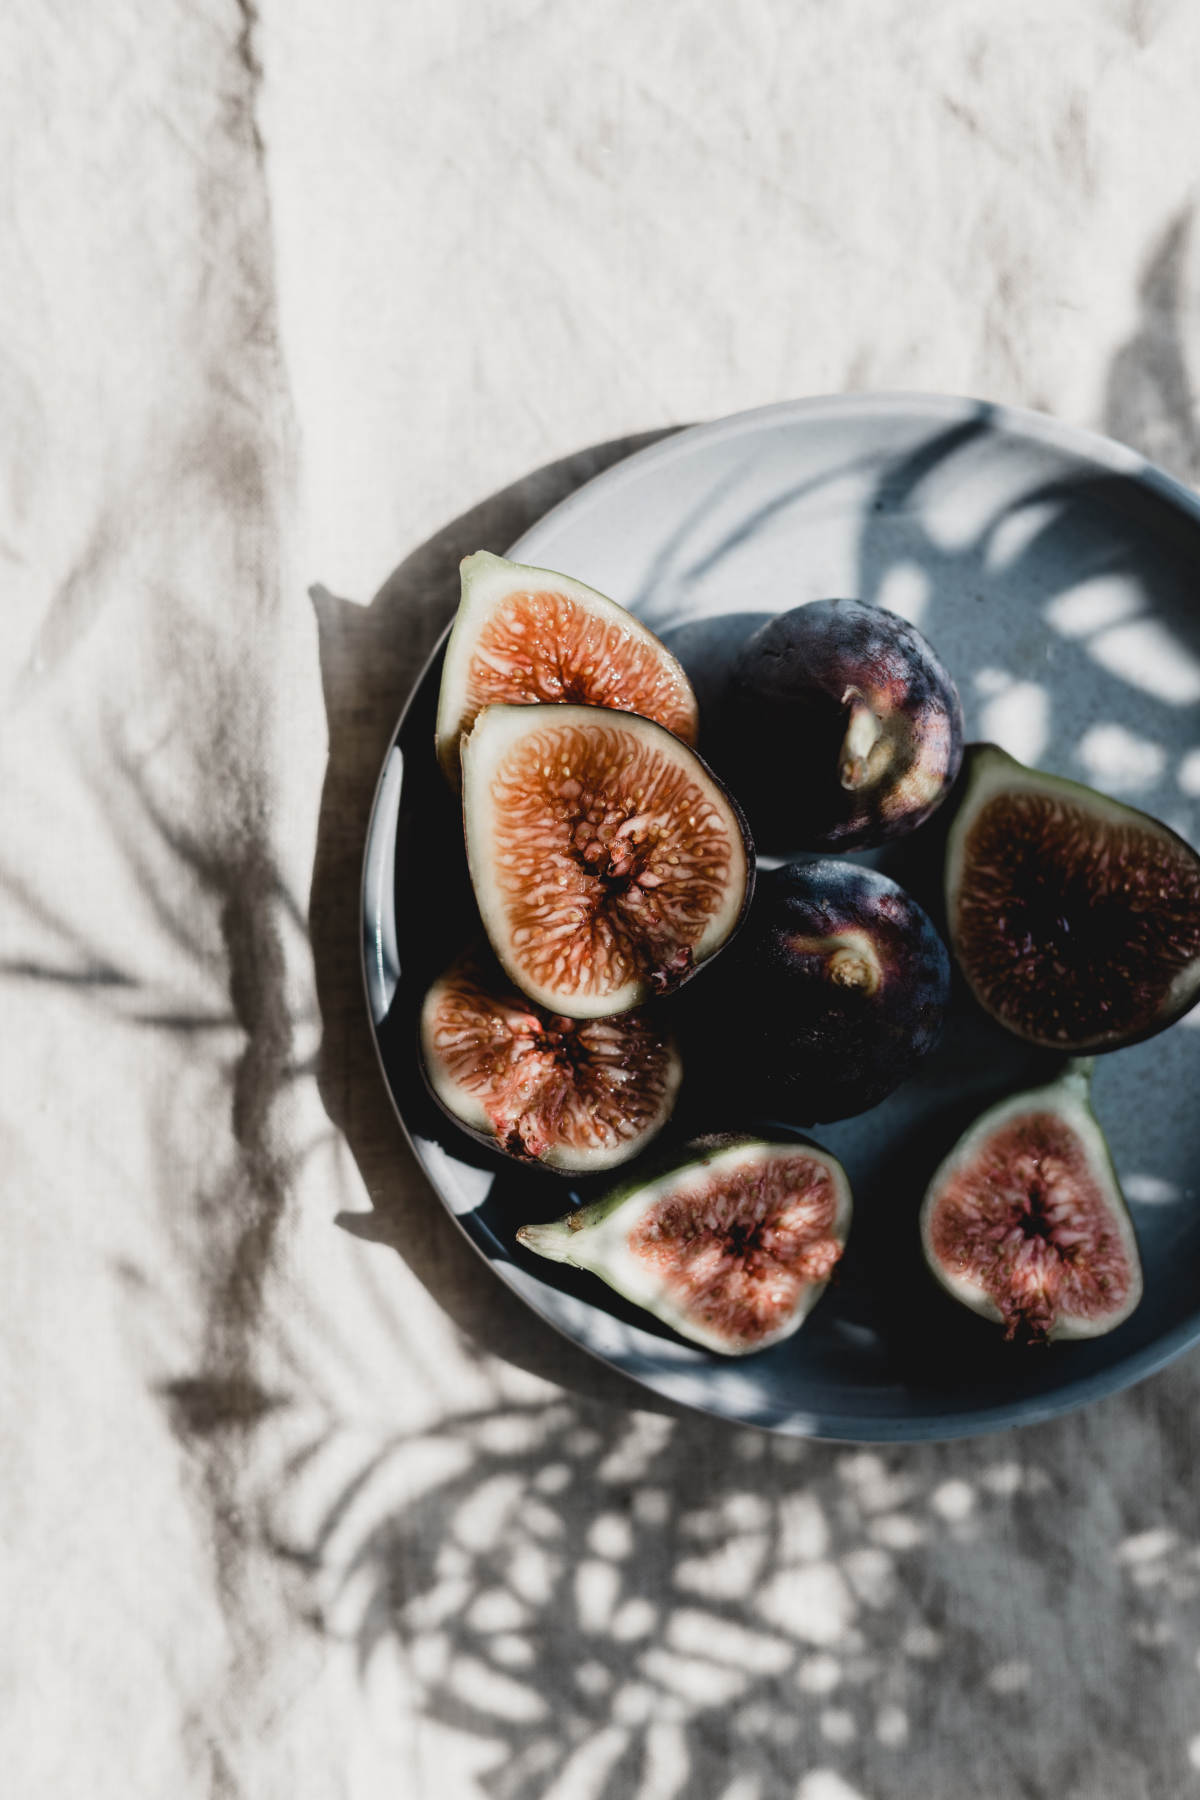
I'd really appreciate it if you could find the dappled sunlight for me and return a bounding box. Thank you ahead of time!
[1075,723,1167,794]
[974,670,1050,765]
[1123,1174,1184,1204]
[1043,575,1144,639]
[272,1394,1184,1800]
[985,501,1065,573]
[1087,618,1200,707]
[871,561,931,629]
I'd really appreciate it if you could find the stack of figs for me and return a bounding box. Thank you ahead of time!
[416,552,1200,1356]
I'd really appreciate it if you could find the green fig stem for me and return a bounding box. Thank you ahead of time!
[516,1219,578,1264]
[839,690,884,791]
[1062,1056,1096,1096]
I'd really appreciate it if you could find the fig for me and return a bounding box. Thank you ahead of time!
[462,703,753,1018]
[696,860,950,1123]
[947,744,1200,1051]
[517,1134,852,1355]
[420,946,682,1172]
[920,1061,1142,1343]
[715,600,964,852]
[436,551,699,787]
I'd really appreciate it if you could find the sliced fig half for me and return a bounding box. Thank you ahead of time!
[518,1135,852,1355]
[947,743,1200,1051]
[462,703,753,1018]
[420,947,681,1172]
[920,1061,1142,1343]
[436,551,699,787]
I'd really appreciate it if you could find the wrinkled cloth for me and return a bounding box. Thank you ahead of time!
[4,5,1200,1798]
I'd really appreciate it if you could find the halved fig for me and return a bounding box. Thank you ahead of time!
[420,946,681,1172]
[947,744,1200,1051]
[715,599,964,852]
[436,551,699,787]
[462,703,753,1018]
[517,1135,852,1355]
[920,1061,1142,1342]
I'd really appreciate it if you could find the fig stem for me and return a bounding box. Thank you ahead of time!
[1062,1055,1095,1096]
[839,691,883,791]
[515,1220,577,1264]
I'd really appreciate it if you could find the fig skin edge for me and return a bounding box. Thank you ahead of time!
[919,1060,1143,1344]
[945,743,1200,1053]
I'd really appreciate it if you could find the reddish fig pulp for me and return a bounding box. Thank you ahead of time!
[920,1062,1142,1342]
[436,551,698,787]
[518,1135,853,1354]
[947,744,1200,1051]
[420,948,681,1172]
[716,599,963,852]
[462,703,753,1018]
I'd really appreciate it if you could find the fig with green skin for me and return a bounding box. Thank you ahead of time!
[947,744,1200,1051]
[436,551,699,788]
[920,1061,1142,1343]
[420,947,682,1172]
[462,702,753,1019]
[715,600,964,852]
[694,859,950,1123]
[517,1135,852,1355]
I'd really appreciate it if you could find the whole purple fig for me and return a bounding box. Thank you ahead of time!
[716,600,963,853]
[697,859,951,1125]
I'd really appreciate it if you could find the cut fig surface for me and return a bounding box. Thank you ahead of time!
[420,947,681,1172]
[436,551,699,787]
[463,703,752,1018]
[947,744,1200,1051]
[920,1062,1142,1343]
[517,1135,853,1355]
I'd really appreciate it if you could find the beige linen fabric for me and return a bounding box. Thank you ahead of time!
[4,4,1200,1797]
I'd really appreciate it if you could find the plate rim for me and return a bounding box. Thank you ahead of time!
[361,387,1200,1442]
[504,390,1200,568]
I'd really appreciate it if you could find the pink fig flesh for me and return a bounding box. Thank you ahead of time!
[420,948,681,1172]
[627,1152,845,1348]
[924,1105,1138,1343]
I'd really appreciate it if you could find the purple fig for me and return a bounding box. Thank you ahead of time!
[716,600,964,853]
[697,859,951,1124]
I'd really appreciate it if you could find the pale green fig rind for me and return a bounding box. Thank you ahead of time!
[419,960,684,1174]
[945,743,1200,1049]
[517,1135,854,1356]
[462,703,752,1019]
[919,1061,1143,1341]
[435,551,699,789]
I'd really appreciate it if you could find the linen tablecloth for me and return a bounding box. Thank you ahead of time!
[5,5,1200,1796]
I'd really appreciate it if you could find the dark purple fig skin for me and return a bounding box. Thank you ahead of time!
[714,600,964,854]
[696,859,951,1124]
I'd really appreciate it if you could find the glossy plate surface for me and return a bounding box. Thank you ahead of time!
[364,393,1200,1440]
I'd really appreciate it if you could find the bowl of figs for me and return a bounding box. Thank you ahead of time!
[363,394,1200,1440]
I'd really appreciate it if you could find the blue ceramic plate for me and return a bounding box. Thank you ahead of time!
[363,394,1200,1440]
